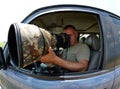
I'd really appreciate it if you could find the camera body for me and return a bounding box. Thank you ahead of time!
[52,33,70,56]
[53,33,70,49]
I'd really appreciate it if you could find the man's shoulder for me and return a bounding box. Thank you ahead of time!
[77,43,90,51]
[77,43,88,47]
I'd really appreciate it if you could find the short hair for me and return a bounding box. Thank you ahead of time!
[63,25,77,31]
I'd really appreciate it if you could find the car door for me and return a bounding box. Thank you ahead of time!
[22,5,115,88]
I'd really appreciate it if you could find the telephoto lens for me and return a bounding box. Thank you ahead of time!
[8,23,56,68]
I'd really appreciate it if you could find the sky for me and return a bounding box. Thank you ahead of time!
[0,0,120,42]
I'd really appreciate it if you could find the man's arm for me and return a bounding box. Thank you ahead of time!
[54,56,88,71]
[40,47,88,72]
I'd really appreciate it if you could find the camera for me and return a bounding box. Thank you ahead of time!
[52,33,70,57]
[52,33,70,48]
[8,23,70,68]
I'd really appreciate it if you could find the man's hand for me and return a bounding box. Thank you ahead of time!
[40,47,56,64]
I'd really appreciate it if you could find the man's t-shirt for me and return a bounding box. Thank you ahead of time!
[62,43,90,62]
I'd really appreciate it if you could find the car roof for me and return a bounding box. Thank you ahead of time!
[22,4,120,34]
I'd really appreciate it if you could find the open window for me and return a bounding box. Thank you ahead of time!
[30,11,102,71]
[6,11,102,75]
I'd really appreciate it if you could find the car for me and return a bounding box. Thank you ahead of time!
[0,4,120,89]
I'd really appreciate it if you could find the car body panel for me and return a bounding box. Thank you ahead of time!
[109,15,120,89]
[0,68,114,89]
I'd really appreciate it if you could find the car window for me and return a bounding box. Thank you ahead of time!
[7,11,102,76]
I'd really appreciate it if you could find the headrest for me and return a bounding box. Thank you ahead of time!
[85,34,100,51]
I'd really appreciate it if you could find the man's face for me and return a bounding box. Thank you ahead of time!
[64,27,78,46]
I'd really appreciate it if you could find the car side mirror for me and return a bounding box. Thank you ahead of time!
[0,47,7,70]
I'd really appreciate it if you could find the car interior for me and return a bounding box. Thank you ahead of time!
[5,11,102,75]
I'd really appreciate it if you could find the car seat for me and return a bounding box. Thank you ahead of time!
[85,34,100,71]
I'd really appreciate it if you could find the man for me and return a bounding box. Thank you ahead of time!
[40,25,90,72]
